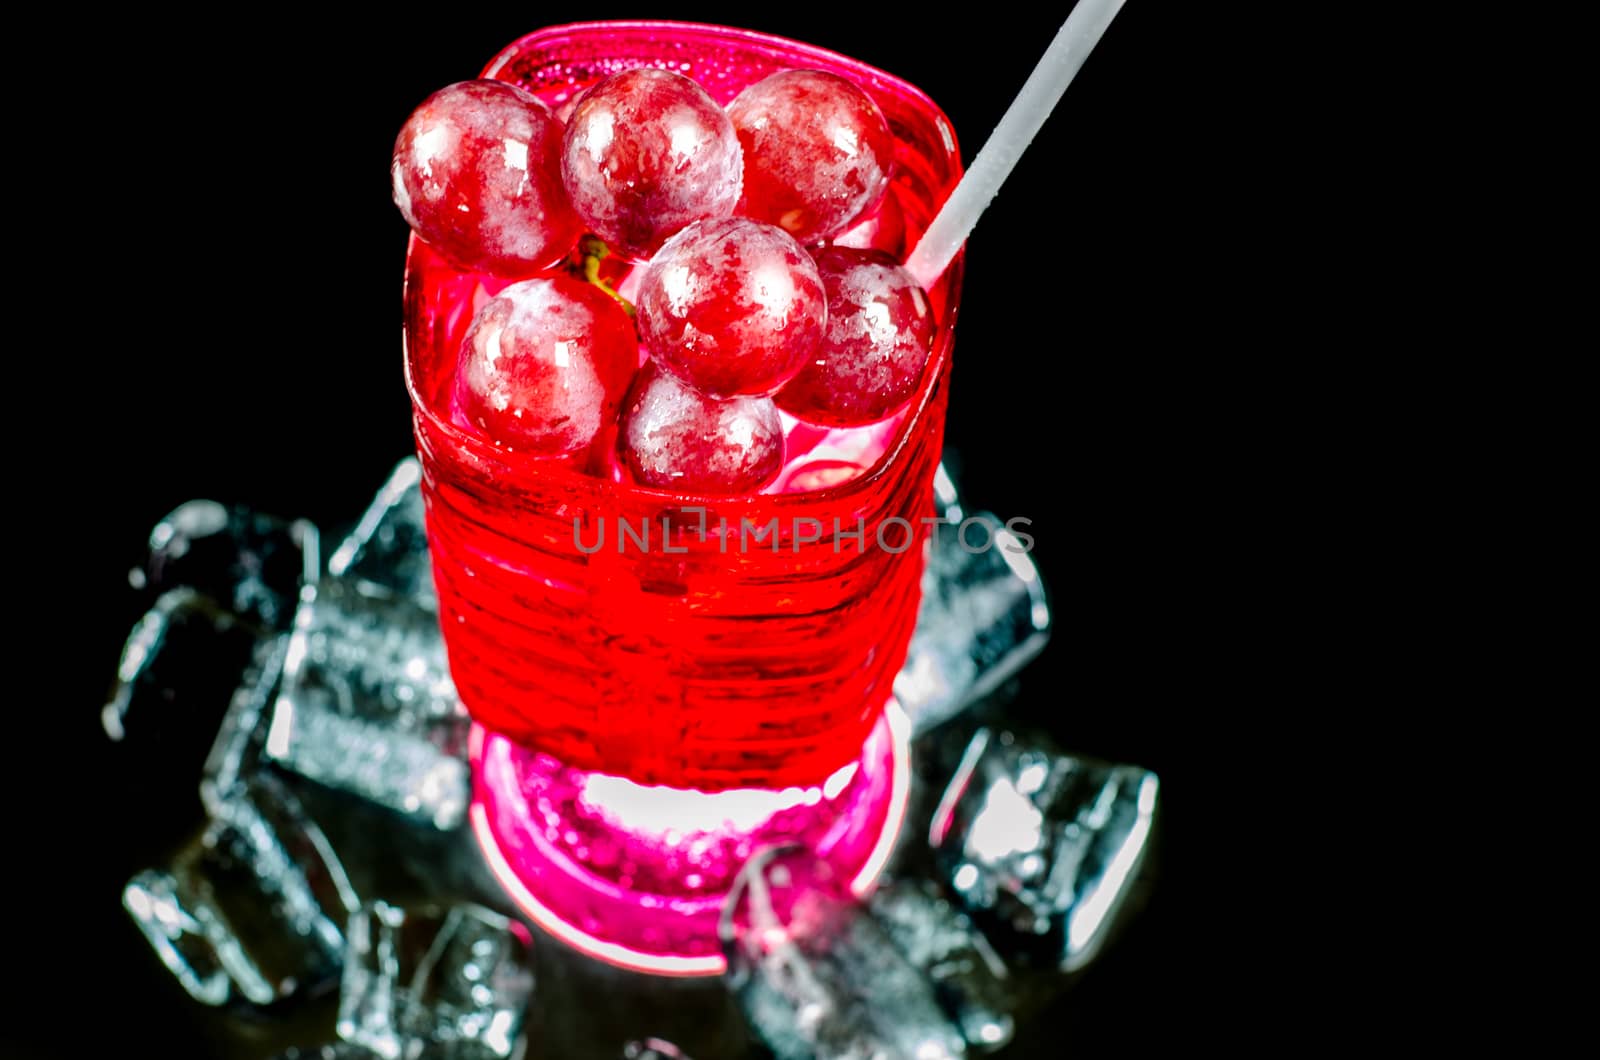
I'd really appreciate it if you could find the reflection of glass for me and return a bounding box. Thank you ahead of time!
[404,21,962,971]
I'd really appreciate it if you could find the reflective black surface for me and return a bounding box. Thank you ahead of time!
[37,6,1221,1057]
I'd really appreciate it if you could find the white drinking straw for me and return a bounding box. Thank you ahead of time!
[903,0,1128,289]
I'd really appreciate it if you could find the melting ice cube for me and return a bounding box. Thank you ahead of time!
[868,878,1014,1051]
[338,900,534,1060]
[123,773,358,1007]
[893,487,1049,735]
[721,848,966,1060]
[929,729,1159,971]
[201,633,291,814]
[137,500,319,631]
[328,459,436,610]
[264,578,469,829]
[622,1040,695,1059]
[102,588,261,770]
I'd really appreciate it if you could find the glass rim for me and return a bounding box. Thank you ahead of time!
[481,19,950,118]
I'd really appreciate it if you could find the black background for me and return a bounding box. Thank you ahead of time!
[26,5,1239,1056]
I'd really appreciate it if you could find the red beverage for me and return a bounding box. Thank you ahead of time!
[404,22,964,793]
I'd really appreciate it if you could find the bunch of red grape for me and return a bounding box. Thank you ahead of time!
[393,66,935,494]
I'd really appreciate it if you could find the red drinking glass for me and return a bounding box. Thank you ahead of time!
[403,21,963,971]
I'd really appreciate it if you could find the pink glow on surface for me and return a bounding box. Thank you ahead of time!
[849,701,911,898]
[471,803,724,977]
[470,702,910,975]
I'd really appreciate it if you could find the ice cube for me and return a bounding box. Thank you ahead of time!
[201,633,291,814]
[123,774,359,1007]
[102,588,261,772]
[867,879,1014,1051]
[136,500,319,630]
[327,459,436,610]
[622,1040,695,1059]
[337,900,535,1060]
[932,463,962,520]
[929,729,1159,971]
[722,848,967,1060]
[122,869,238,1007]
[264,578,469,829]
[894,507,1049,737]
[295,577,457,720]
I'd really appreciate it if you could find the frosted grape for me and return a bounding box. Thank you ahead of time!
[776,247,933,427]
[618,365,784,493]
[636,218,826,398]
[453,275,638,455]
[561,69,744,261]
[392,80,580,275]
[728,70,893,245]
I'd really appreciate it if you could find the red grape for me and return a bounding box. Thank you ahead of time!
[392,80,580,275]
[728,70,893,245]
[453,275,639,456]
[775,247,934,427]
[561,69,743,261]
[636,218,826,398]
[618,364,784,494]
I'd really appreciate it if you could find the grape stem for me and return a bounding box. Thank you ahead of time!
[576,236,635,317]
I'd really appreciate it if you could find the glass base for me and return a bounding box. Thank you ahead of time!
[470,703,910,976]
